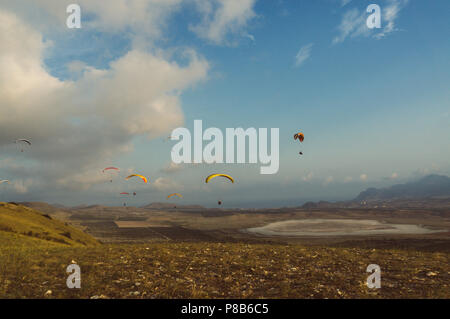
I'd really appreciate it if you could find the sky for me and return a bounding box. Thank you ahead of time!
[0,0,449,207]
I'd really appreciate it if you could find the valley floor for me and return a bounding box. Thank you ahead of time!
[0,231,448,299]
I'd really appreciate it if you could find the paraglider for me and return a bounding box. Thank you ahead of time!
[167,193,182,209]
[205,174,233,207]
[120,192,130,207]
[167,193,183,199]
[294,132,304,156]
[205,174,234,184]
[125,174,148,184]
[133,192,137,196]
[103,167,120,182]
[15,139,31,152]
[0,180,10,184]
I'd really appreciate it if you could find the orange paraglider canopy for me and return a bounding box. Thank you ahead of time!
[125,174,148,183]
[294,132,304,142]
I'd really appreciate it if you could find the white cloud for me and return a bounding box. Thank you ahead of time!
[3,1,258,46]
[56,170,111,191]
[294,43,313,68]
[374,0,409,39]
[152,177,183,191]
[332,8,370,44]
[161,162,184,174]
[333,0,409,44]
[12,179,34,194]
[190,0,258,45]
[243,32,255,42]
[3,0,184,39]
[0,9,208,192]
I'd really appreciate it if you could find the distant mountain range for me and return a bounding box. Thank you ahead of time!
[355,174,450,201]
[18,175,450,212]
[300,175,450,209]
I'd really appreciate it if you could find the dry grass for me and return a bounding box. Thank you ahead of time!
[1,202,448,299]
[0,202,99,247]
[0,232,448,299]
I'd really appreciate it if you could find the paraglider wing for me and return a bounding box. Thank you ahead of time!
[205,174,234,184]
[125,174,148,184]
[103,167,120,173]
[167,193,183,199]
[0,180,10,184]
[120,192,130,195]
[294,132,304,142]
[15,139,31,145]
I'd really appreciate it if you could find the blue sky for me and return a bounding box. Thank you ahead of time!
[0,0,449,207]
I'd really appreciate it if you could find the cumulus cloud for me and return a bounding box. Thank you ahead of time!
[161,162,184,174]
[12,179,34,194]
[56,170,111,191]
[190,0,257,45]
[3,1,258,46]
[0,9,208,192]
[333,0,409,44]
[2,0,184,39]
[152,177,183,191]
[294,43,313,68]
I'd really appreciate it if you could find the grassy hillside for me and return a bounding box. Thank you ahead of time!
[0,202,99,247]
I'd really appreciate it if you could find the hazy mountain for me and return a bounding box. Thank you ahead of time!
[355,175,450,201]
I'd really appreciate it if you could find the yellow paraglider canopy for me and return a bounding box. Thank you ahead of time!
[205,174,234,184]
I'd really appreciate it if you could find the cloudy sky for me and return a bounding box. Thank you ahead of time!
[0,0,449,207]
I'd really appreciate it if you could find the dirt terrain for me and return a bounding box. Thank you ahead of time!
[1,201,448,298]
[46,202,450,252]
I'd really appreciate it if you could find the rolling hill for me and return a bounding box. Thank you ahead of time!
[0,202,99,247]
